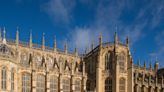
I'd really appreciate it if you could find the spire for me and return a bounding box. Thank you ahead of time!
[29,30,33,48]
[54,36,56,51]
[64,41,68,54]
[114,31,118,44]
[42,32,45,50]
[99,32,102,47]
[16,27,19,47]
[154,57,159,70]
[2,27,6,44]
[144,61,146,68]
[149,61,152,69]
[91,40,94,50]
[126,35,129,47]
[0,28,2,42]
[137,59,140,67]
[75,47,78,56]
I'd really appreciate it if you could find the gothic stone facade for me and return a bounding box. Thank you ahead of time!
[0,30,163,92]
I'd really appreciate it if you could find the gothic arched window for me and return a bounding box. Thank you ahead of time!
[36,75,45,92]
[118,54,125,72]
[22,73,31,92]
[119,78,125,92]
[105,52,112,70]
[105,78,112,92]
[50,76,58,92]
[1,67,7,90]
[62,78,70,92]
[11,69,14,91]
[74,79,81,92]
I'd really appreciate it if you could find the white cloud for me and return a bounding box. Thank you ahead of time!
[43,0,75,24]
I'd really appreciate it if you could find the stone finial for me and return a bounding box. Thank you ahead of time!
[114,31,118,45]
[16,27,19,47]
[75,47,78,56]
[42,33,45,50]
[99,32,102,47]
[137,59,140,67]
[29,30,33,48]
[91,40,94,50]
[64,41,68,54]
[54,36,56,51]
[0,28,2,42]
[154,57,159,70]
[149,61,152,69]
[2,27,6,44]
[144,61,146,68]
[126,35,129,47]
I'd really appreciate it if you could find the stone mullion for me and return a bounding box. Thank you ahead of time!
[71,76,74,92]
[59,74,62,92]
[32,71,36,92]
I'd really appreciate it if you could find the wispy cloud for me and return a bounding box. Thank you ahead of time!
[42,0,164,55]
[43,0,75,24]
[149,30,164,67]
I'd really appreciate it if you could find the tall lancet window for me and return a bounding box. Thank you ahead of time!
[1,67,7,90]
[22,73,31,92]
[119,78,125,92]
[11,69,14,91]
[62,78,70,92]
[105,52,112,70]
[74,79,81,92]
[50,76,58,92]
[36,75,45,92]
[118,53,125,72]
[105,78,112,92]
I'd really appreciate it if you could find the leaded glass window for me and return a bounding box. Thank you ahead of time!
[105,52,112,70]
[74,79,81,92]
[11,70,14,91]
[105,78,112,92]
[1,67,7,90]
[118,54,125,72]
[119,78,125,92]
[36,75,45,92]
[22,73,31,92]
[62,78,70,92]
[50,76,58,92]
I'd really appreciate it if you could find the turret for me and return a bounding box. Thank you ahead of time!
[42,33,45,50]
[29,30,32,48]
[16,27,19,47]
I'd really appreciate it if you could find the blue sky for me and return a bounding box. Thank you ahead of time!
[0,0,163,67]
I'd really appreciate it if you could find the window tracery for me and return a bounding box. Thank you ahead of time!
[118,53,125,72]
[22,73,31,92]
[1,67,7,90]
[105,52,112,70]
[36,75,45,92]
[119,78,125,92]
[105,78,112,92]
[50,76,58,92]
